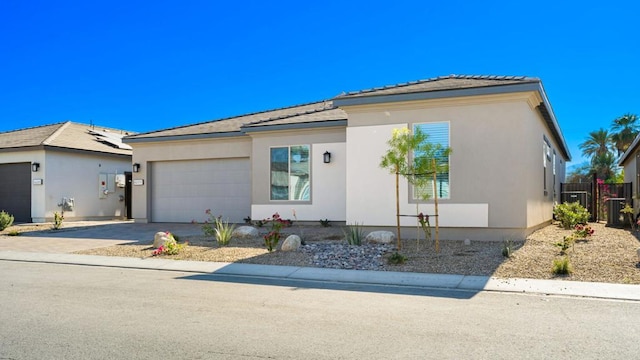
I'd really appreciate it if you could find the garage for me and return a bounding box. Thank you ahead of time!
[0,162,32,223]
[150,158,251,223]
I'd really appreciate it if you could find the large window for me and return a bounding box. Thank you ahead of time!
[413,122,450,200]
[270,145,310,201]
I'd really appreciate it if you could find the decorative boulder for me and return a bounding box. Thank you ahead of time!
[280,235,302,251]
[365,231,396,244]
[153,232,171,249]
[232,226,259,239]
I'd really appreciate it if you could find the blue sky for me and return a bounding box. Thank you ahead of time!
[1,1,638,169]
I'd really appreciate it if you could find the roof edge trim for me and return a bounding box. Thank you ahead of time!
[123,131,246,144]
[333,82,541,107]
[241,120,347,133]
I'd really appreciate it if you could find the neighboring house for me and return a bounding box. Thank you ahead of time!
[618,134,640,213]
[0,122,133,223]
[125,75,571,240]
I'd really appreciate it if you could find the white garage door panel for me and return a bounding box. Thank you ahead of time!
[151,158,250,223]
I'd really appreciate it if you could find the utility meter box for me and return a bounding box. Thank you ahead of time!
[115,174,126,188]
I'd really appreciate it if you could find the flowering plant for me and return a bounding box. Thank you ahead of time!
[573,224,594,239]
[263,213,288,252]
[152,232,187,256]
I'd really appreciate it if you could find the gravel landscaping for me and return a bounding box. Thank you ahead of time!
[3,221,640,284]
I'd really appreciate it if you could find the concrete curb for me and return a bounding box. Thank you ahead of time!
[1,251,638,301]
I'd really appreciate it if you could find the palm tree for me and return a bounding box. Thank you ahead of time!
[579,128,613,159]
[610,113,639,156]
[591,152,617,181]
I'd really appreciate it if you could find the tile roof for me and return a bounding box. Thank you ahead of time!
[0,122,133,156]
[335,74,539,99]
[126,100,345,140]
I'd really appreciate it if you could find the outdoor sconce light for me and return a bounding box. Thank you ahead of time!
[31,162,40,172]
[132,163,141,173]
[323,151,331,164]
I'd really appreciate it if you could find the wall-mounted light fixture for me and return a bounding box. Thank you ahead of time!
[323,151,331,164]
[132,163,141,173]
[32,162,40,172]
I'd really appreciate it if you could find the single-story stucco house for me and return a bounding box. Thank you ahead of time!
[0,121,133,223]
[124,75,571,240]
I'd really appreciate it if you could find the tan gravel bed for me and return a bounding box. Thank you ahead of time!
[5,222,640,284]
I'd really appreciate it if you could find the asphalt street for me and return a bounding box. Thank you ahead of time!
[2,260,639,359]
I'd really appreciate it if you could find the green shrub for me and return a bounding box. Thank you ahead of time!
[552,256,572,275]
[388,252,407,265]
[553,202,590,229]
[502,239,514,258]
[0,210,14,231]
[555,235,575,255]
[343,223,364,246]
[52,211,64,230]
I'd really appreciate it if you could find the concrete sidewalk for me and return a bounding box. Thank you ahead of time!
[1,250,638,301]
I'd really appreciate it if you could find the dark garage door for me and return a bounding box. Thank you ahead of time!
[0,163,31,222]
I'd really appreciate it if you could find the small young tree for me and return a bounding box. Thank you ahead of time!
[380,127,451,250]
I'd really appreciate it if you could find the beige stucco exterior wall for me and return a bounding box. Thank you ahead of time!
[0,149,130,222]
[37,151,131,222]
[129,136,252,222]
[249,127,346,221]
[341,92,567,236]
[622,150,638,213]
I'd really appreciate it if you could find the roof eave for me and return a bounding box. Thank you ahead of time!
[123,131,246,144]
[333,82,541,106]
[241,120,347,133]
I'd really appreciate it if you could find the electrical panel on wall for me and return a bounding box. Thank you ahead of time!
[99,174,108,199]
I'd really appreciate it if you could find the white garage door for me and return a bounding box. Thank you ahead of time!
[151,158,251,223]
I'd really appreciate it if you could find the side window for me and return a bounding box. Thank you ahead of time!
[543,137,551,195]
[270,145,310,201]
[413,122,450,199]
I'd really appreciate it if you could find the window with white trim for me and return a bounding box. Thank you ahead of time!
[413,122,450,200]
[270,145,310,201]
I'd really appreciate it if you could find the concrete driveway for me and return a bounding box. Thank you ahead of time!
[0,221,204,253]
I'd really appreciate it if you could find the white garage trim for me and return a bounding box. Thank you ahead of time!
[150,158,251,223]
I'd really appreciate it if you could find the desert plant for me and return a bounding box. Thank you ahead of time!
[620,203,635,230]
[320,219,331,227]
[380,126,451,250]
[0,210,14,231]
[201,210,235,245]
[263,213,287,252]
[243,216,252,224]
[213,217,236,246]
[7,230,20,236]
[52,211,64,230]
[555,235,575,255]
[343,223,365,246]
[553,202,590,229]
[552,256,573,275]
[388,251,407,265]
[502,239,514,258]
